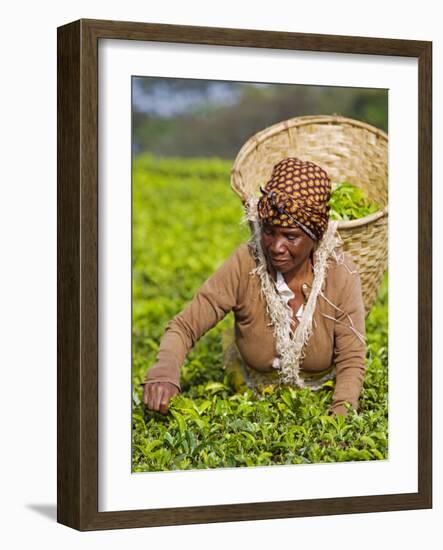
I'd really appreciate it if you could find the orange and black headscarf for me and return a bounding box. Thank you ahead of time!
[257,157,331,241]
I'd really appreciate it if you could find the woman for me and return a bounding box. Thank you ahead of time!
[142,157,366,417]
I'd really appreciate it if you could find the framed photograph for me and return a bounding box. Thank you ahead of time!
[57,18,432,530]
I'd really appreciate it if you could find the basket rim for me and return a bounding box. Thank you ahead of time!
[231,114,388,182]
[336,206,388,229]
[243,204,388,231]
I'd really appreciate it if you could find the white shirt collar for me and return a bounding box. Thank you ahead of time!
[275,271,304,320]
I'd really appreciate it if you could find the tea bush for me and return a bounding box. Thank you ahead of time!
[132,154,388,471]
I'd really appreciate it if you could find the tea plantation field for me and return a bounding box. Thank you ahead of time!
[132,154,388,471]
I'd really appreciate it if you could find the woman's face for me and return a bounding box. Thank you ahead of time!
[261,222,315,276]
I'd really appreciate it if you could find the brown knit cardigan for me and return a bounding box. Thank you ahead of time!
[142,240,367,414]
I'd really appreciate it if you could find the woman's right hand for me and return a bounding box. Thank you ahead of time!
[143,382,179,414]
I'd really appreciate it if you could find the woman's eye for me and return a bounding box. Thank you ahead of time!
[286,235,298,241]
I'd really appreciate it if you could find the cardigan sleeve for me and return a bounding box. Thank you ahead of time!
[330,257,367,414]
[141,244,247,390]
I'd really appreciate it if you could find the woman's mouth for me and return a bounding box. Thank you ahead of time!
[270,256,289,265]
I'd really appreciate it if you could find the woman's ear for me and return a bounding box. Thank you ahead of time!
[310,240,318,262]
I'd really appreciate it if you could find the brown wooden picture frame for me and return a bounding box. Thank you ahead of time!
[57,18,432,531]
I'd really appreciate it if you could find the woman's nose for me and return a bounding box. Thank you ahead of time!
[269,236,286,254]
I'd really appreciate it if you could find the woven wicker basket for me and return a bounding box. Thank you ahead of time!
[230,115,388,315]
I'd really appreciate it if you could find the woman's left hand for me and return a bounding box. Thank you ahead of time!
[329,402,351,417]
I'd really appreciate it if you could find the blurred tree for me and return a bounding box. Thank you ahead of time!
[132,78,387,159]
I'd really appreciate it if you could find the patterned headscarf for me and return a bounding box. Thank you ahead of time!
[257,157,331,240]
